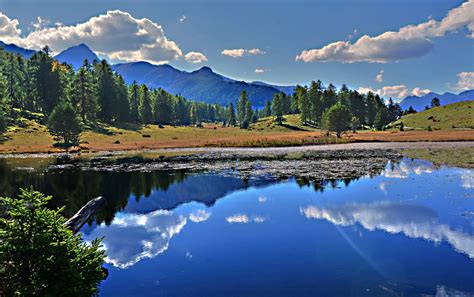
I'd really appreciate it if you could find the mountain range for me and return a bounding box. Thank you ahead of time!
[1,40,473,109]
[399,90,474,111]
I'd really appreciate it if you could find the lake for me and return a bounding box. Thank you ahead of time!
[0,156,473,296]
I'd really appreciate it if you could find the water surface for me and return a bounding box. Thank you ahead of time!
[1,157,473,296]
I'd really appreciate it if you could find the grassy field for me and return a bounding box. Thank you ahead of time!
[391,100,474,130]
[1,113,473,154]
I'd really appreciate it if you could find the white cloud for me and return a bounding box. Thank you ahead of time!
[184,51,208,64]
[0,10,205,65]
[258,196,267,203]
[31,16,50,31]
[296,0,474,63]
[375,70,384,83]
[0,12,21,43]
[456,72,474,90]
[221,48,265,58]
[358,85,409,99]
[255,68,264,74]
[411,87,431,96]
[189,209,211,223]
[179,15,187,23]
[461,171,474,189]
[300,202,474,259]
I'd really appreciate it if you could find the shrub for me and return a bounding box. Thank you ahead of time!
[0,188,106,296]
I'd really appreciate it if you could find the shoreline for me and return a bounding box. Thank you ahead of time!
[1,141,473,159]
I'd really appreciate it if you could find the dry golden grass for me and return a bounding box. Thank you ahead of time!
[1,114,473,154]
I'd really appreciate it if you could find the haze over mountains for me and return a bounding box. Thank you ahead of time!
[1,41,473,109]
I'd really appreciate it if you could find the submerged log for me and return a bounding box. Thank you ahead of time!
[64,196,104,234]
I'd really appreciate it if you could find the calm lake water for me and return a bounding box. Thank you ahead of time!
[1,156,473,296]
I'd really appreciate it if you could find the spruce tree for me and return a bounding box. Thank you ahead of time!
[227,102,236,126]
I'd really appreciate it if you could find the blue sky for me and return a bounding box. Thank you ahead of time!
[0,0,473,99]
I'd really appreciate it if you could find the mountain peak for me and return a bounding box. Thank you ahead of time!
[55,43,99,70]
[196,66,214,73]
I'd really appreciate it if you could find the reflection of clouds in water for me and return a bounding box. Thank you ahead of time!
[258,196,267,203]
[85,210,186,269]
[227,214,249,223]
[226,214,266,224]
[189,209,211,223]
[461,171,473,190]
[383,160,434,179]
[435,285,473,297]
[300,202,474,259]
[379,182,387,194]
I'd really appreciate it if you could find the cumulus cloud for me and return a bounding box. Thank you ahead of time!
[296,0,474,63]
[358,85,409,99]
[0,12,21,43]
[0,10,205,65]
[31,16,50,31]
[375,70,384,83]
[411,87,432,96]
[184,51,208,64]
[455,72,474,90]
[300,202,474,259]
[221,48,265,58]
[359,85,434,99]
[255,68,265,74]
[179,15,187,23]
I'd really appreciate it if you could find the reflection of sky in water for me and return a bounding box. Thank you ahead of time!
[81,158,474,297]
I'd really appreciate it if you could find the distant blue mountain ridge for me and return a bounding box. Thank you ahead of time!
[399,90,474,111]
[1,40,473,109]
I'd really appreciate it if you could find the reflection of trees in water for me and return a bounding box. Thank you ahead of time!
[0,159,188,223]
[0,156,392,226]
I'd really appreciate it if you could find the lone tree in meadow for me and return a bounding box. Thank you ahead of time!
[321,102,352,138]
[48,101,83,145]
[0,188,106,296]
[431,97,441,108]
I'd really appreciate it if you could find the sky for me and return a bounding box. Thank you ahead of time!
[0,0,473,100]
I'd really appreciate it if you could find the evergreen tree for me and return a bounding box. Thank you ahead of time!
[374,107,389,130]
[262,99,272,117]
[96,60,116,122]
[272,92,284,124]
[71,60,98,123]
[321,102,352,138]
[237,91,249,125]
[114,74,130,122]
[308,80,322,123]
[48,101,83,145]
[241,100,253,129]
[227,102,236,126]
[154,88,173,124]
[129,81,140,123]
[431,97,441,108]
[139,84,153,124]
[190,102,199,125]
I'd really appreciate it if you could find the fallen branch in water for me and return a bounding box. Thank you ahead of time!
[64,196,104,234]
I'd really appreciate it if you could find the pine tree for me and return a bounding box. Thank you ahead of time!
[227,102,236,126]
[71,61,98,123]
[272,92,284,124]
[263,99,272,117]
[154,88,173,124]
[321,102,352,138]
[96,59,116,122]
[129,81,140,123]
[237,91,249,125]
[139,84,153,124]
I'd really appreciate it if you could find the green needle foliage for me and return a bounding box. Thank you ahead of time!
[0,188,106,297]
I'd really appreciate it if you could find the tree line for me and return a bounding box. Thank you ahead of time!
[261,80,406,136]
[0,46,230,142]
